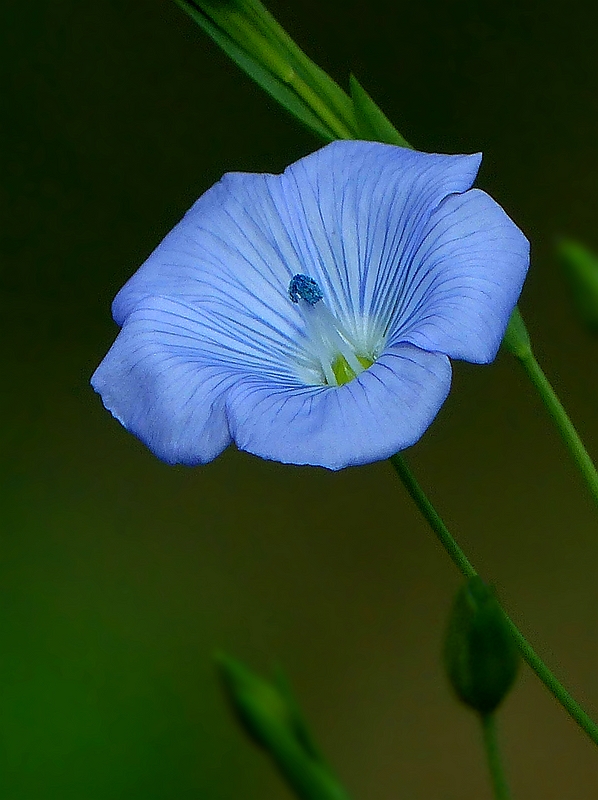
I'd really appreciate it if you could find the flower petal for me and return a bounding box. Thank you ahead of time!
[388,188,530,362]
[93,303,451,469]
[92,141,530,470]
[225,343,452,470]
[112,142,483,360]
[91,300,236,465]
[112,171,305,334]
[112,173,330,382]
[269,141,483,351]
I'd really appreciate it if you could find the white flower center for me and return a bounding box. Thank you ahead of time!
[289,274,374,387]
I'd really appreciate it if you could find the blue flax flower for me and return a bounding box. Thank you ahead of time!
[92,141,529,470]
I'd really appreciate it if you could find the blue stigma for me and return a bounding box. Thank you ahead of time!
[289,274,323,305]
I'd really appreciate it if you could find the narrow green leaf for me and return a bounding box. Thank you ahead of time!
[238,0,357,135]
[175,0,335,141]
[349,74,412,147]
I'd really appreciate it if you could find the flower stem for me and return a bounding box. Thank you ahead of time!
[480,713,511,800]
[517,349,598,509]
[503,307,598,512]
[390,453,476,580]
[389,452,598,747]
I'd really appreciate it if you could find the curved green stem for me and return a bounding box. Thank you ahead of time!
[481,714,511,800]
[390,453,476,580]
[518,349,598,508]
[389,453,598,747]
[504,307,598,511]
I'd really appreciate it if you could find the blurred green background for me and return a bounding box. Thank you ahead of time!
[2,0,598,797]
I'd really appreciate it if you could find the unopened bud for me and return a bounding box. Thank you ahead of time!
[443,577,519,715]
[215,653,351,800]
[215,652,292,749]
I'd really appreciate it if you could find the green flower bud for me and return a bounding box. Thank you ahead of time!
[215,652,293,749]
[443,577,519,715]
[215,653,351,800]
[558,238,598,333]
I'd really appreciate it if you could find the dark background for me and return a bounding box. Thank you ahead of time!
[2,0,598,797]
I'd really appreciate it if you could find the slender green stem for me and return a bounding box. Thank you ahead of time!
[517,348,598,509]
[480,714,511,800]
[390,453,476,579]
[389,453,598,747]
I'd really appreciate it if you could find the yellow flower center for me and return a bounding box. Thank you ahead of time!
[331,354,374,386]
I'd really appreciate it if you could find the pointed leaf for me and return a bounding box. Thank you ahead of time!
[349,74,411,147]
[238,0,357,134]
[175,0,335,141]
